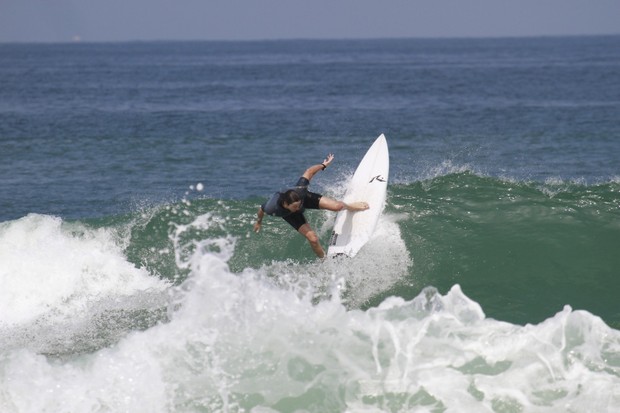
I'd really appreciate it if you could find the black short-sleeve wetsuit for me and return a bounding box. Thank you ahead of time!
[261,177,323,230]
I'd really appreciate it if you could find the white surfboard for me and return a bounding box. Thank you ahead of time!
[327,134,389,257]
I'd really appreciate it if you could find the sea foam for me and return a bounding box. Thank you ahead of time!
[0,213,619,412]
[0,214,170,354]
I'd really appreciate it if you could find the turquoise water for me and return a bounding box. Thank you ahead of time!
[1,37,619,412]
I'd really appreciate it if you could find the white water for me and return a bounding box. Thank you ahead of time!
[0,214,170,354]
[1,213,619,412]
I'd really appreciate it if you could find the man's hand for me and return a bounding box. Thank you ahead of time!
[254,207,264,232]
[323,153,335,168]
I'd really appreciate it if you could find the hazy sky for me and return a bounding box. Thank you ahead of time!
[1,0,619,43]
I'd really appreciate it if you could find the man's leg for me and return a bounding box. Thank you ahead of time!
[298,223,325,258]
[318,197,369,212]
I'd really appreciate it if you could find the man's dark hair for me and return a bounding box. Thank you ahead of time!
[280,190,301,206]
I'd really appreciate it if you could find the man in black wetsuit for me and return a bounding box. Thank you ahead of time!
[254,153,369,258]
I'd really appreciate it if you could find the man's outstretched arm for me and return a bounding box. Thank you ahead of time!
[253,207,265,232]
[302,153,334,181]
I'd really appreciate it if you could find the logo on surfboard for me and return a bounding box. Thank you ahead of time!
[369,175,386,183]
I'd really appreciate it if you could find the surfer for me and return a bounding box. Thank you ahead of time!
[254,153,369,258]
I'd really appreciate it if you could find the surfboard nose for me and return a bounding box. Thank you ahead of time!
[327,135,389,257]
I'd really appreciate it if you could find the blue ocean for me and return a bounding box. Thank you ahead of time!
[1,36,619,412]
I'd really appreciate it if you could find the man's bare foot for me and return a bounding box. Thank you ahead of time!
[346,201,369,211]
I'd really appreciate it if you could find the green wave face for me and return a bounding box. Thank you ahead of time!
[113,173,620,327]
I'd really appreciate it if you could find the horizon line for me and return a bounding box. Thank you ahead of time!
[2,32,619,46]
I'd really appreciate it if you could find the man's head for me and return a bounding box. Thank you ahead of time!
[281,190,303,213]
